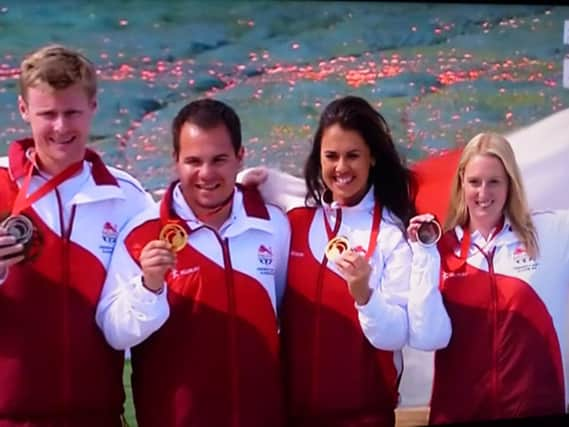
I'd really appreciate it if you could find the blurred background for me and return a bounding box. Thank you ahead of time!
[2,1,568,425]
[1,0,568,198]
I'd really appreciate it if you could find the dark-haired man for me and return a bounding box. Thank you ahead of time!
[97,98,290,427]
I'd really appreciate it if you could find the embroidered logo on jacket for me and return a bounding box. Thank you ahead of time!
[99,222,118,254]
[512,245,538,273]
[258,244,273,265]
[171,266,200,279]
[257,244,275,276]
[442,271,468,281]
[102,222,118,244]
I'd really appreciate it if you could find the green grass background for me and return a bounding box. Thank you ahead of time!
[123,361,137,427]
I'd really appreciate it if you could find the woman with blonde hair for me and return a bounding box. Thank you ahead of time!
[407,132,569,424]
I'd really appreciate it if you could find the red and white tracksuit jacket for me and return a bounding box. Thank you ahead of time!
[282,188,411,427]
[96,182,291,427]
[0,138,154,427]
[408,211,569,424]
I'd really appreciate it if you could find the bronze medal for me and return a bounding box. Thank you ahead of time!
[417,220,442,247]
[325,236,350,262]
[159,223,188,252]
[1,214,34,245]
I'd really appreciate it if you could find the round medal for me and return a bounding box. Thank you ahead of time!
[325,236,350,261]
[417,220,442,247]
[159,223,188,252]
[1,214,34,245]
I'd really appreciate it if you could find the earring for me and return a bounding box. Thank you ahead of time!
[322,188,333,204]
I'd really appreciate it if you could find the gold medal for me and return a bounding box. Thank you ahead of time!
[325,236,350,261]
[159,223,188,252]
[1,214,34,245]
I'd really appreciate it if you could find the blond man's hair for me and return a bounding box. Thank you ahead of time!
[19,44,97,101]
[444,132,539,258]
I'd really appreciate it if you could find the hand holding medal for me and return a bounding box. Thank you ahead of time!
[2,215,34,246]
[331,237,374,306]
[325,236,350,262]
[0,221,27,266]
[159,223,188,253]
[323,204,382,306]
[5,153,83,263]
[407,213,442,247]
[417,220,442,247]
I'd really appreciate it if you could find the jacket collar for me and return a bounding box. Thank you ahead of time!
[8,138,118,187]
[322,185,375,213]
[453,215,518,255]
[160,181,272,237]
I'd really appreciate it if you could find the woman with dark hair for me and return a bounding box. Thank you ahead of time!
[276,95,416,426]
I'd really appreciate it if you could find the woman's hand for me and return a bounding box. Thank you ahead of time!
[407,213,436,243]
[335,250,372,306]
[238,166,268,187]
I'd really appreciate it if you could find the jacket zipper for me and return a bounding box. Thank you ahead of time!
[310,208,341,410]
[56,190,77,419]
[220,236,240,427]
[480,246,498,416]
[310,257,328,410]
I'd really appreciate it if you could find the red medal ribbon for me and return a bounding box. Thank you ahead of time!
[323,203,382,261]
[459,216,505,260]
[323,207,342,241]
[12,154,83,216]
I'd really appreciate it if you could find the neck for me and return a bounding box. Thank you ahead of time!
[36,158,83,178]
[188,191,235,231]
[332,185,370,207]
[31,149,84,177]
[195,203,232,230]
[470,217,503,240]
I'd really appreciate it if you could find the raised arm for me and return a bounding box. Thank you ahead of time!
[95,216,172,350]
[406,214,452,350]
[346,226,411,351]
[237,167,307,212]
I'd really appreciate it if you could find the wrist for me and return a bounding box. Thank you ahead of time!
[354,287,372,306]
[141,276,164,295]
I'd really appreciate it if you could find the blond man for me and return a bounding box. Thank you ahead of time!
[0,44,154,426]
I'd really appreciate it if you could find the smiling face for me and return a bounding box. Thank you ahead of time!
[462,153,509,235]
[176,122,243,224]
[18,82,96,175]
[320,123,375,206]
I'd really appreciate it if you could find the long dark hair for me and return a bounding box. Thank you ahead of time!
[304,95,417,226]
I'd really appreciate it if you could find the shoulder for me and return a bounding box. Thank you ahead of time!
[379,208,409,251]
[116,206,161,262]
[119,203,161,237]
[380,208,406,236]
[240,200,291,238]
[531,209,569,238]
[264,205,291,246]
[266,204,289,225]
[104,166,155,216]
[106,165,148,197]
[381,208,405,229]
[117,204,162,259]
[531,209,564,221]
